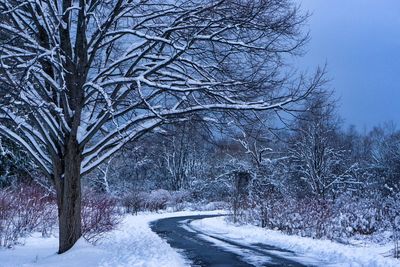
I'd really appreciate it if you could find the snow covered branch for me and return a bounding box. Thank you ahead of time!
[0,0,322,180]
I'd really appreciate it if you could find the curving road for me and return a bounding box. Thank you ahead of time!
[150,215,317,267]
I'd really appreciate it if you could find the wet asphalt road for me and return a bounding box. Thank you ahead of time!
[150,215,315,267]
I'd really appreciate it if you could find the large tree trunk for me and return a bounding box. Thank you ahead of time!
[55,138,82,254]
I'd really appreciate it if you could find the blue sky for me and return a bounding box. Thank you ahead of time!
[298,0,400,130]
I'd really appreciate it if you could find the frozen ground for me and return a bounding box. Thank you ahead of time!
[0,210,224,267]
[1,211,399,267]
[191,216,400,267]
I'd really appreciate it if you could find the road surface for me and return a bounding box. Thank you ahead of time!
[150,214,317,267]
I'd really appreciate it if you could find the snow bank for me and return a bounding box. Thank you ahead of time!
[191,216,400,267]
[0,210,223,267]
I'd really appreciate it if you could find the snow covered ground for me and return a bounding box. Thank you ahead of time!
[191,216,400,267]
[1,210,399,267]
[0,210,224,267]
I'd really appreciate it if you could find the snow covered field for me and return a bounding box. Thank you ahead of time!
[191,216,400,267]
[1,211,399,267]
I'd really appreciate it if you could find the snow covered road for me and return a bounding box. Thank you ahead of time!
[150,215,321,266]
[190,216,400,267]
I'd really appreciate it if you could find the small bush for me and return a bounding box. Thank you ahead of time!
[81,190,122,243]
[0,185,56,248]
[168,190,190,211]
[121,191,147,214]
[145,189,171,211]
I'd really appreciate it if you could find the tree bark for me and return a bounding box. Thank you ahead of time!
[56,138,82,254]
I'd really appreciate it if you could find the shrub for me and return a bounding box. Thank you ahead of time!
[121,191,146,215]
[81,190,122,243]
[122,189,194,213]
[168,190,190,211]
[0,185,123,248]
[144,189,171,211]
[0,185,56,248]
[237,192,400,244]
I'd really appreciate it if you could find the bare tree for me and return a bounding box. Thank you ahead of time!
[369,124,400,193]
[289,91,357,198]
[162,122,205,190]
[0,0,323,252]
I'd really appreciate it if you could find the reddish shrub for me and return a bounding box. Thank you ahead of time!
[0,185,56,248]
[81,190,122,243]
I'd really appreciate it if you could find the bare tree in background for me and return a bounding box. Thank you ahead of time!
[0,0,323,252]
[369,124,400,193]
[289,91,357,198]
[162,120,209,191]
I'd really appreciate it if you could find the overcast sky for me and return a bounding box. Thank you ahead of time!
[297,0,400,130]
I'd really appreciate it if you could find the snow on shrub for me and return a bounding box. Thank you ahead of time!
[121,188,227,214]
[122,189,193,213]
[168,190,191,211]
[121,191,147,214]
[203,201,228,211]
[235,192,400,245]
[144,189,171,211]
